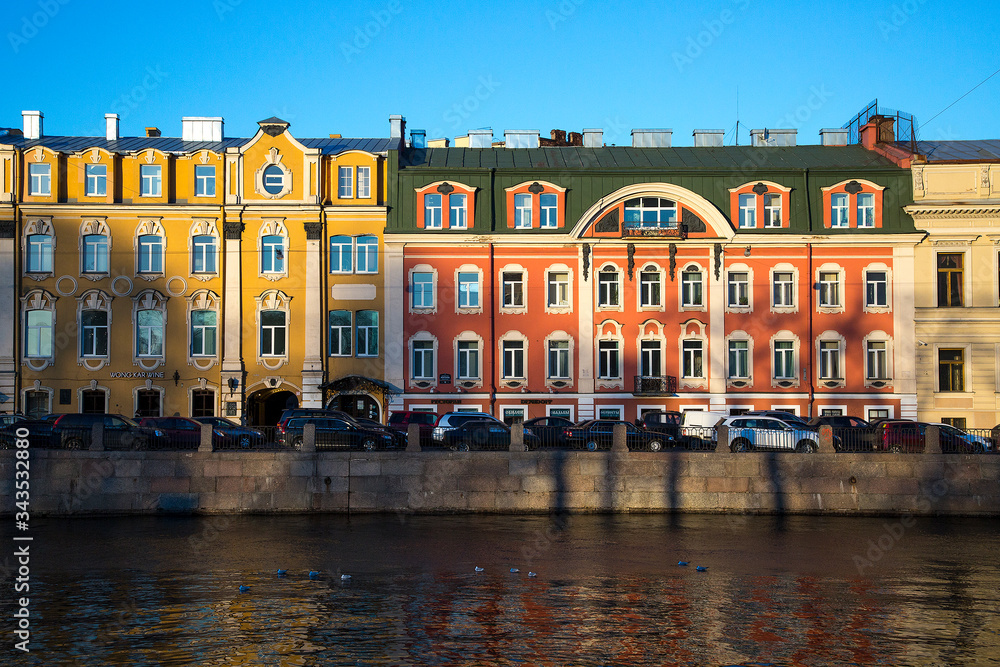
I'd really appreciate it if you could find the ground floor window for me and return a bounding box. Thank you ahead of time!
[82,389,106,414]
[502,407,526,425]
[867,408,890,421]
[192,389,216,418]
[598,407,621,420]
[25,391,48,418]
[136,389,161,418]
[942,417,967,430]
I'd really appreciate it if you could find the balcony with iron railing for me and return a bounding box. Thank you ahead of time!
[633,375,678,395]
[622,222,688,239]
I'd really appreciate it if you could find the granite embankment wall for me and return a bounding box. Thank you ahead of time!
[3,448,998,517]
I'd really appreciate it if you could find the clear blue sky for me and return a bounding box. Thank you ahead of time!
[3,0,998,145]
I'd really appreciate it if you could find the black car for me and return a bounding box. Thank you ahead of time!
[637,411,683,442]
[0,418,57,448]
[51,413,166,450]
[276,408,358,430]
[194,416,266,448]
[521,416,574,448]
[442,420,541,451]
[278,416,397,450]
[355,418,408,448]
[563,420,673,452]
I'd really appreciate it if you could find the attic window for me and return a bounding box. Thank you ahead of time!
[263,165,285,195]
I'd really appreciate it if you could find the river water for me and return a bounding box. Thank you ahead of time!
[3,513,999,666]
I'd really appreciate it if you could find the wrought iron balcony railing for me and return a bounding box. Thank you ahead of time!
[633,375,678,395]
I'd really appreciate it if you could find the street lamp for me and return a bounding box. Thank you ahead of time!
[228,377,240,395]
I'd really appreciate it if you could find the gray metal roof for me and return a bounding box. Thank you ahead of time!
[399,145,902,170]
[4,135,397,156]
[902,140,1000,162]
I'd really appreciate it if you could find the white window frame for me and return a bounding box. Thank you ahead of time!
[514,193,532,229]
[816,264,845,313]
[763,193,782,228]
[82,234,109,274]
[261,235,286,274]
[865,338,890,383]
[330,235,354,274]
[681,339,705,380]
[738,193,756,229]
[455,265,483,313]
[424,193,443,229]
[597,265,622,311]
[725,265,753,312]
[456,335,482,384]
[857,192,875,228]
[25,309,53,359]
[192,235,218,274]
[190,309,219,358]
[80,309,109,358]
[259,310,287,357]
[409,265,437,313]
[770,332,799,387]
[137,235,164,274]
[500,333,528,383]
[638,264,664,310]
[597,338,621,381]
[136,308,165,358]
[500,265,527,312]
[195,165,215,197]
[726,336,752,382]
[328,309,352,357]
[770,265,797,312]
[140,164,162,197]
[409,333,438,385]
[830,193,849,228]
[545,265,572,313]
[449,194,468,229]
[29,162,51,196]
[547,338,572,380]
[355,235,378,274]
[863,264,892,314]
[680,265,705,310]
[356,166,371,199]
[638,337,664,378]
[86,164,107,197]
[547,404,575,421]
[338,166,354,199]
[26,233,53,274]
[539,193,558,228]
[816,331,846,386]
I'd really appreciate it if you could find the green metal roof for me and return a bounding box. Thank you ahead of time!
[400,145,902,171]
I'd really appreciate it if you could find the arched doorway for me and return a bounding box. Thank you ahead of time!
[247,389,297,426]
[328,393,380,421]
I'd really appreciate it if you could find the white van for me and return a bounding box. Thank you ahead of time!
[680,410,728,450]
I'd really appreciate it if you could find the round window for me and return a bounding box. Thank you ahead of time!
[263,165,285,195]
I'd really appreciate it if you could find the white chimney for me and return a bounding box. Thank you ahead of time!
[504,130,540,149]
[631,129,672,148]
[583,128,603,148]
[468,128,493,148]
[820,128,849,146]
[692,129,725,147]
[22,111,42,140]
[182,117,224,142]
[105,114,119,141]
[389,114,406,139]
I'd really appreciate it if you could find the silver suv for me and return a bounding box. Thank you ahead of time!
[431,411,503,443]
[720,415,820,453]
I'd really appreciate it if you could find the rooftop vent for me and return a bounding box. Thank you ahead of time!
[631,129,672,148]
[692,129,724,147]
[21,111,42,140]
[750,128,797,147]
[389,114,405,139]
[182,117,224,142]
[145,127,161,138]
[504,129,540,149]
[105,114,119,141]
[819,128,849,146]
[583,128,603,148]
[468,128,493,148]
[410,129,427,149]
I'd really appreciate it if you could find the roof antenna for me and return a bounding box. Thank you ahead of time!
[735,86,740,146]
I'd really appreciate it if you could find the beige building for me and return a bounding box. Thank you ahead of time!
[905,144,1000,428]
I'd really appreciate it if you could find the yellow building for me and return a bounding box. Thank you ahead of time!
[905,144,1000,428]
[0,111,400,424]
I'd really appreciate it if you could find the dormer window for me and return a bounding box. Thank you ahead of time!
[504,181,566,229]
[263,165,285,195]
[416,181,476,230]
[624,197,677,227]
[729,181,791,229]
[822,179,885,229]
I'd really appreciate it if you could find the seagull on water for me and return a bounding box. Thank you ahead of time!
[276,569,287,576]
[238,585,250,593]
[510,568,520,573]
[309,570,320,578]
[341,574,352,581]
[528,572,537,578]
[696,566,708,572]
[678,561,689,566]
[475,566,484,572]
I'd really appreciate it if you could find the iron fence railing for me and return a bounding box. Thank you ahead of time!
[633,375,678,395]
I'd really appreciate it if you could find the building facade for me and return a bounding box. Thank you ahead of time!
[0,111,399,423]
[384,124,921,424]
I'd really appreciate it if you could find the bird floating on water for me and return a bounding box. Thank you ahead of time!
[341,574,352,580]
[276,569,287,576]
[528,572,537,578]
[510,568,520,573]
[696,566,708,572]
[475,566,484,572]
[238,585,250,593]
[308,570,320,578]
[678,561,689,566]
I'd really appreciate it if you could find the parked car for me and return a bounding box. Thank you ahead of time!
[0,414,26,429]
[277,416,397,450]
[563,419,671,451]
[878,422,993,454]
[355,418,408,448]
[431,412,504,444]
[934,423,992,453]
[637,411,683,443]
[743,410,814,428]
[193,416,266,448]
[442,420,541,451]
[139,417,228,449]
[720,416,822,453]
[276,408,357,431]
[51,413,166,450]
[387,411,439,446]
[522,416,575,448]
[679,411,727,450]
[0,418,57,448]
[809,415,873,452]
